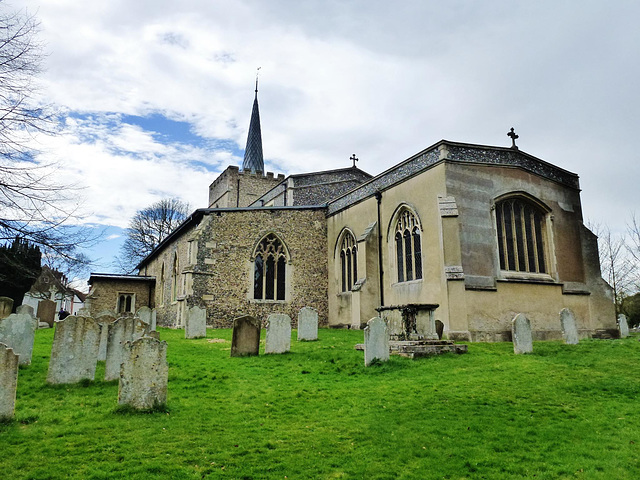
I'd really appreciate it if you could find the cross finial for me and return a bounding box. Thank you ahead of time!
[350,154,358,168]
[507,127,519,149]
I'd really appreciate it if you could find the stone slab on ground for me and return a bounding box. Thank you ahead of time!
[118,337,168,410]
[355,339,468,358]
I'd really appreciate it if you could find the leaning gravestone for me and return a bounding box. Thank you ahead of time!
[560,308,579,345]
[0,297,14,319]
[47,316,102,384]
[104,317,150,381]
[618,314,630,338]
[364,317,389,366]
[37,299,57,327]
[0,311,38,365]
[185,305,207,339]
[297,307,318,341]
[265,314,291,354]
[512,313,533,354]
[118,336,168,410]
[0,343,19,420]
[435,320,445,340]
[231,315,261,357]
[96,314,116,361]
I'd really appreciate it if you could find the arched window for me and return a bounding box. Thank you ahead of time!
[495,197,547,273]
[253,234,287,301]
[339,231,357,292]
[159,263,165,306]
[117,293,134,313]
[171,253,179,302]
[395,210,423,282]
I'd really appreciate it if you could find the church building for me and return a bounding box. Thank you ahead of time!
[87,89,616,341]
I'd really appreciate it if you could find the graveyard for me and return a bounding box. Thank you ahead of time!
[1,323,639,479]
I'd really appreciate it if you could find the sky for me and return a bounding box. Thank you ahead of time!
[10,0,640,287]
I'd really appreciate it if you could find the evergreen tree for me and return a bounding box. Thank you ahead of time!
[0,237,42,311]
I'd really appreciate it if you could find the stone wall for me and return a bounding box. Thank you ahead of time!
[87,279,154,317]
[144,207,329,328]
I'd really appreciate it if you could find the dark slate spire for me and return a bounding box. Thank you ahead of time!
[242,74,264,173]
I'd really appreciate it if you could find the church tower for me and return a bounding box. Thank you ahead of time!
[241,78,264,174]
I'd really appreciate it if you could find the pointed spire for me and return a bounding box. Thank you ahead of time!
[242,68,264,174]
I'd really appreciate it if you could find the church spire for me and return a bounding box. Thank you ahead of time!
[242,69,264,174]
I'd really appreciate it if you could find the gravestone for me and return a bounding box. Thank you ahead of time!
[0,312,38,365]
[0,343,19,420]
[0,297,13,319]
[96,314,116,361]
[231,315,260,357]
[136,306,153,330]
[435,320,444,340]
[618,314,630,338]
[37,299,57,327]
[118,337,168,410]
[145,330,160,340]
[297,307,318,341]
[47,316,102,384]
[265,314,291,354]
[16,305,34,316]
[560,308,579,345]
[104,317,150,381]
[364,317,389,366]
[185,305,207,339]
[512,313,533,354]
[151,309,157,331]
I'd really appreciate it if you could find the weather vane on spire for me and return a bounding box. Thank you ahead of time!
[255,67,261,94]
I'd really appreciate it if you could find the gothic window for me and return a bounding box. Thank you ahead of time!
[117,293,134,313]
[171,253,179,302]
[339,231,358,292]
[495,197,547,273]
[253,234,287,301]
[395,210,423,282]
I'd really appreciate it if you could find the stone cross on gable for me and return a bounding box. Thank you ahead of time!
[507,127,519,149]
[350,154,359,168]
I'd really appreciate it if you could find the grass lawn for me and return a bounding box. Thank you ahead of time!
[2,327,640,479]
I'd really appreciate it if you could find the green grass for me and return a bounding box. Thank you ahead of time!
[2,328,640,479]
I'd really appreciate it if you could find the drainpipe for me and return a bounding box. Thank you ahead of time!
[375,190,385,307]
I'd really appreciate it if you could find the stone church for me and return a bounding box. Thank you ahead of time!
[87,89,616,341]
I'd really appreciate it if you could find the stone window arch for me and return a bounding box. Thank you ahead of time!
[171,252,179,302]
[494,194,549,274]
[390,206,423,283]
[117,293,135,313]
[253,233,289,301]
[338,229,358,292]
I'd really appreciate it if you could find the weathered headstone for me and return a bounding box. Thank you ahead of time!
[231,315,261,357]
[151,308,157,331]
[118,337,168,410]
[185,305,207,339]
[37,299,57,327]
[512,313,533,354]
[265,314,291,354]
[145,330,160,340]
[364,317,389,366]
[435,320,445,340]
[16,305,34,316]
[105,317,150,381]
[297,307,318,341]
[618,314,630,338]
[560,308,579,345]
[136,306,152,328]
[47,316,102,384]
[0,297,13,319]
[0,343,19,420]
[96,314,116,361]
[0,312,38,365]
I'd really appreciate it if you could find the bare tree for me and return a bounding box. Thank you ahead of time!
[116,198,191,273]
[589,221,636,314]
[0,5,98,283]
